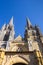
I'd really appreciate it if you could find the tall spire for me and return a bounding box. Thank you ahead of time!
[8,16,15,41]
[26,17,32,29]
[9,16,13,26]
[2,17,15,41]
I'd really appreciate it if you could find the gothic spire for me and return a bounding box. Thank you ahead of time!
[26,17,32,29]
[8,16,15,41]
[9,16,13,26]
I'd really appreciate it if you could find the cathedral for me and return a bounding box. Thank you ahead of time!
[0,17,43,65]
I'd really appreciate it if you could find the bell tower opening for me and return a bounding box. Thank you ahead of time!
[13,63,26,65]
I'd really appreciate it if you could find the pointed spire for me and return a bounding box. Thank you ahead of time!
[1,24,6,31]
[26,17,32,29]
[8,16,15,41]
[9,16,13,26]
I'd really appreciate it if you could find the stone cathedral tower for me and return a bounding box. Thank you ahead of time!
[0,17,43,65]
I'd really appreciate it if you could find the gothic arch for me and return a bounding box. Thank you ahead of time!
[13,63,26,65]
[5,56,28,65]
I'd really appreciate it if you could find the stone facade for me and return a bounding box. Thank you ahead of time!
[0,17,43,65]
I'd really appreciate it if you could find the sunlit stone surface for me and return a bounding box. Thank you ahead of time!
[0,17,43,65]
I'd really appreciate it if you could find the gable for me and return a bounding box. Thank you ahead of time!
[14,35,22,42]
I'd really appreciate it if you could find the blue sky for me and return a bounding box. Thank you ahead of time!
[0,0,43,37]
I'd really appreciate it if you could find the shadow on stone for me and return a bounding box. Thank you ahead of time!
[13,63,26,65]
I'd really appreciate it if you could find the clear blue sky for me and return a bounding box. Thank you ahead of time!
[0,0,43,37]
